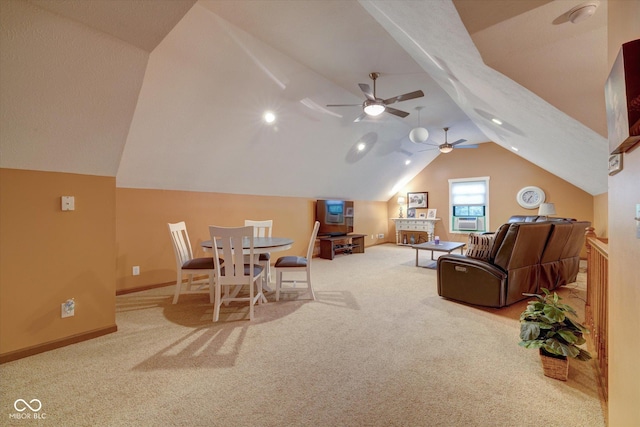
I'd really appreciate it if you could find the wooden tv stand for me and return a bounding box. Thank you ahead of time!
[318,234,366,260]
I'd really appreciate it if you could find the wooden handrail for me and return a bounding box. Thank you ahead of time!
[584,227,608,401]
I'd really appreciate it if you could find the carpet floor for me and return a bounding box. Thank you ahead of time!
[0,244,605,426]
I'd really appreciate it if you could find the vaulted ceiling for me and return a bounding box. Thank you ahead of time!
[1,0,609,201]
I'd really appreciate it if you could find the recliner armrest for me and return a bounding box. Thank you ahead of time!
[437,255,508,307]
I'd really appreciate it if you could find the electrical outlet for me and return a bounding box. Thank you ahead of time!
[61,299,75,318]
[61,196,75,211]
[132,266,140,276]
[378,233,384,239]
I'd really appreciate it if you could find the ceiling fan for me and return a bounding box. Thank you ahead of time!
[416,127,477,153]
[327,72,424,122]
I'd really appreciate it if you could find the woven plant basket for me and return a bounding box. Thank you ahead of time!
[539,349,569,381]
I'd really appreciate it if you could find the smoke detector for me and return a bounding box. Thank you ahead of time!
[568,2,599,24]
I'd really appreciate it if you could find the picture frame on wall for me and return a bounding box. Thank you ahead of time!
[407,192,428,209]
[426,209,437,219]
[407,208,416,218]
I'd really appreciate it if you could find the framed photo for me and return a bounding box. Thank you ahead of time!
[426,209,437,219]
[418,212,426,219]
[407,192,428,209]
[608,153,623,176]
[407,208,416,218]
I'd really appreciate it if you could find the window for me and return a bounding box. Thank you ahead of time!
[449,177,490,233]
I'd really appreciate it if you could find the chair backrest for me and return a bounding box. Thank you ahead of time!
[209,225,256,285]
[306,221,321,263]
[492,222,552,304]
[168,221,194,266]
[538,222,573,290]
[244,219,273,238]
[493,222,551,272]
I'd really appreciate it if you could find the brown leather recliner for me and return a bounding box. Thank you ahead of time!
[507,215,576,223]
[539,221,590,290]
[436,220,590,308]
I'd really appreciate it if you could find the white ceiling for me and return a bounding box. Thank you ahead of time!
[1,0,610,200]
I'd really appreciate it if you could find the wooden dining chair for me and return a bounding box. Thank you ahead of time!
[168,221,218,304]
[274,221,320,301]
[209,225,265,322]
[244,219,273,283]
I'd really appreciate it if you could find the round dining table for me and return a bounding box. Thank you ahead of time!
[200,237,294,291]
[200,236,293,254]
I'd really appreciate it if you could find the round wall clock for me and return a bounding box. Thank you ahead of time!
[516,186,545,209]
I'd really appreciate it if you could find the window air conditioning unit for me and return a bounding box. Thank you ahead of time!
[457,217,478,231]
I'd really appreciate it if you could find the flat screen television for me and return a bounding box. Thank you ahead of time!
[316,200,354,236]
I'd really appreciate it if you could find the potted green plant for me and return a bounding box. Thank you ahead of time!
[519,288,591,380]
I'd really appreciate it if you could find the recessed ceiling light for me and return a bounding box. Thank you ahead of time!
[357,142,366,151]
[492,118,503,125]
[405,159,411,165]
[511,146,519,152]
[568,2,599,24]
[263,111,276,123]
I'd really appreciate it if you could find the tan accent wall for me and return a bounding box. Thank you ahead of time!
[0,169,116,355]
[388,143,594,251]
[115,189,390,292]
[607,1,640,425]
[593,193,608,238]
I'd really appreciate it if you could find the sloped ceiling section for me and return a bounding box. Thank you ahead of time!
[0,0,194,177]
[360,0,608,195]
[118,0,608,199]
[28,0,196,52]
[460,0,608,137]
[2,0,610,198]
[116,2,474,200]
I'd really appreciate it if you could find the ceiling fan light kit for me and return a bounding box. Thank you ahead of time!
[415,127,469,154]
[363,100,385,116]
[327,72,424,121]
[439,144,454,153]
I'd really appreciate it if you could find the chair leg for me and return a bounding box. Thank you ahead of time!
[186,273,193,292]
[213,282,222,322]
[264,262,271,285]
[208,275,215,304]
[307,269,315,300]
[173,272,182,304]
[249,278,255,321]
[259,273,268,303]
[275,270,281,301]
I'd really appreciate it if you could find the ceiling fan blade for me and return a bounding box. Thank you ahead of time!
[456,144,478,149]
[383,90,424,105]
[450,139,467,146]
[385,106,409,118]
[417,147,437,152]
[353,112,368,123]
[326,103,362,107]
[359,83,375,101]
